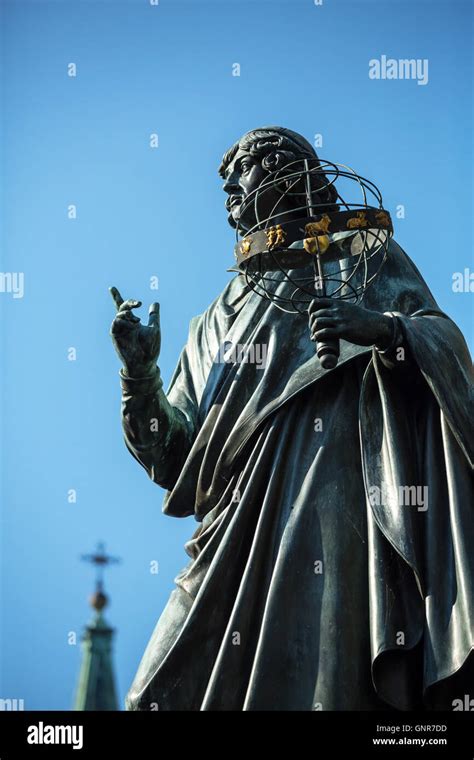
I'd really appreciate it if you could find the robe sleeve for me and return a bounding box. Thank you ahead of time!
[120,314,209,493]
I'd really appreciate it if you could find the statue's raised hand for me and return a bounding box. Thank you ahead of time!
[109,286,161,378]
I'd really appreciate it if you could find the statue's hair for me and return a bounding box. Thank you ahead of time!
[218,126,318,178]
[219,126,338,210]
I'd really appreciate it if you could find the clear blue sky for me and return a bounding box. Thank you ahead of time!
[1,0,472,709]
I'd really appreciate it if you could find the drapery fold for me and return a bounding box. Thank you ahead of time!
[125,240,473,710]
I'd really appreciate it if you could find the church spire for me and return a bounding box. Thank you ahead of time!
[73,542,121,711]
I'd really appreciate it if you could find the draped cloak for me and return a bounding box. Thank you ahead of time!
[124,240,473,711]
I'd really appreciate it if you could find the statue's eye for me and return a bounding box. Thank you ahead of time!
[241,162,252,174]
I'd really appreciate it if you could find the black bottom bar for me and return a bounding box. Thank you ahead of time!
[0,710,473,758]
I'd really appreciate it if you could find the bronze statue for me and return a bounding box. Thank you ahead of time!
[110,127,473,711]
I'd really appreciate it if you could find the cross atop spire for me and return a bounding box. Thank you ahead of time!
[81,541,121,593]
[74,542,121,711]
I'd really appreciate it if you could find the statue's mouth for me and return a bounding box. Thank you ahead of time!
[228,195,242,209]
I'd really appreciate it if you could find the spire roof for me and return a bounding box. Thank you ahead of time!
[73,543,121,711]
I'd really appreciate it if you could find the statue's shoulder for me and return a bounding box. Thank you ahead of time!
[204,274,250,319]
[186,275,248,344]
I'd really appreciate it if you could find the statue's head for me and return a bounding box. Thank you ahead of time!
[219,126,338,234]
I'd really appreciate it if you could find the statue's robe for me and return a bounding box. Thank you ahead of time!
[125,240,473,711]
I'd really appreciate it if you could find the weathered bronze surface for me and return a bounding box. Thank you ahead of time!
[110,127,473,711]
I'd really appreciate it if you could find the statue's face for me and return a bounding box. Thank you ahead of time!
[222,148,292,234]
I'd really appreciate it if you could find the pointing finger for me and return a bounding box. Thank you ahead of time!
[109,286,124,310]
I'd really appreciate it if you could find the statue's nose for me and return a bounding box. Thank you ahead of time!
[222,172,239,194]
